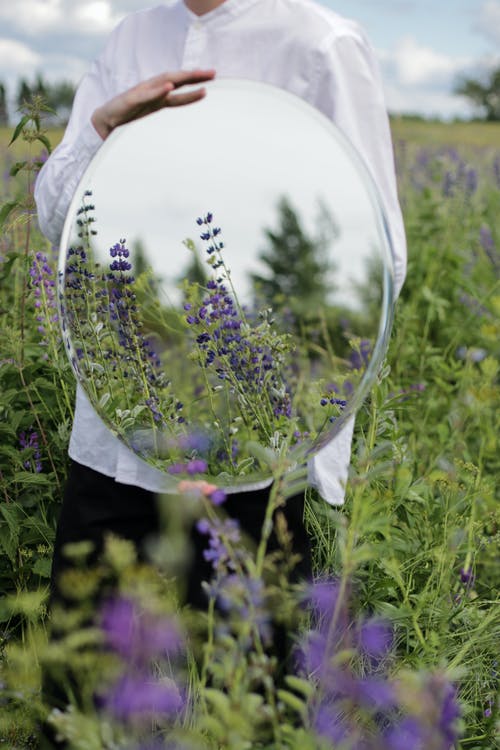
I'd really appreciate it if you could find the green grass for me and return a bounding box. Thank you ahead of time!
[391,117,500,147]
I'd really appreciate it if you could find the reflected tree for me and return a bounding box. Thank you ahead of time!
[251,196,337,320]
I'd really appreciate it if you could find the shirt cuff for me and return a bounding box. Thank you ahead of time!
[307,417,355,505]
[78,118,105,164]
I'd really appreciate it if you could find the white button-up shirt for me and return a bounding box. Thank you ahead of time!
[34,0,406,504]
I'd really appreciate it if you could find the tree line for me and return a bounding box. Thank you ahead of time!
[0,74,75,126]
[454,66,500,122]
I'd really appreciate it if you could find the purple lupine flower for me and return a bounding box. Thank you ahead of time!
[185,214,293,430]
[479,224,500,272]
[211,573,273,646]
[439,682,461,746]
[18,430,42,473]
[356,676,396,710]
[186,458,208,475]
[305,578,341,627]
[349,338,371,371]
[464,166,478,195]
[209,488,227,505]
[314,703,350,745]
[105,672,183,723]
[100,596,184,665]
[196,516,241,571]
[29,252,58,346]
[459,567,475,587]
[358,617,393,659]
[385,717,425,750]
[296,630,331,680]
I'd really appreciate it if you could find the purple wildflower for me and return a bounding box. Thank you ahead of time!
[479,224,500,272]
[196,516,241,571]
[349,338,371,371]
[100,596,184,665]
[439,682,461,745]
[210,573,273,646]
[358,617,393,659]
[356,676,396,710]
[18,429,42,473]
[385,717,426,750]
[314,703,350,745]
[305,578,341,628]
[105,672,183,724]
[459,567,475,587]
[185,214,293,431]
[186,458,208,475]
[29,251,58,346]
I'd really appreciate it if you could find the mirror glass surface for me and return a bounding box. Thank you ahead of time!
[59,79,394,488]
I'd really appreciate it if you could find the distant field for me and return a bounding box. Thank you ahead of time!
[1,118,500,152]
[390,117,500,148]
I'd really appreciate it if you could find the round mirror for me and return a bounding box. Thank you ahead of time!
[58,79,394,489]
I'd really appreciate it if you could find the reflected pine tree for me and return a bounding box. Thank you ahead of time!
[251,196,337,319]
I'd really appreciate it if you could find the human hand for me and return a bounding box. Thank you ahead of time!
[91,69,216,140]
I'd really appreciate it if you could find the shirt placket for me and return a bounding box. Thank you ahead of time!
[181,18,208,69]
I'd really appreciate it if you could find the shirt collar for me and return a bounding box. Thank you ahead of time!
[179,0,262,27]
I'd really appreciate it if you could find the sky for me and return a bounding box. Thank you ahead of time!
[0,0,499,120]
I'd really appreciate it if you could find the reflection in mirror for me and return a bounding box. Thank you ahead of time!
[59,80,394,488]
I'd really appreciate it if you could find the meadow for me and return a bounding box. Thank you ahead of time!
[0,106,498,749]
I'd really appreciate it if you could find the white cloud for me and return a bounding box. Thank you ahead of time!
[0,38,41,72]
[0,0,124,36]
[383,81,476,120]
[375,36,486,117]
[387,36,472,87]
[475,0,500,46]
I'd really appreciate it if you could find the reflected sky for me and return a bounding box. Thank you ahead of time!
[63,79,391,312]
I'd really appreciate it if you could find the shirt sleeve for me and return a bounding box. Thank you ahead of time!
[307,25,406,506]
[34,56,110,245]
[310,25,407,296]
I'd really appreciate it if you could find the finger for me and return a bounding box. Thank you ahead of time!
[168,69,216,88]
[164,87,208,107]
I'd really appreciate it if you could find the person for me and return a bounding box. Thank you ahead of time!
[35,0,406,620]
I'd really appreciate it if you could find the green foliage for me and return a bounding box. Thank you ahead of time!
[0,100,74,623]
[251,196,336,315]
[0,110,498,748]
[455,66,500,122]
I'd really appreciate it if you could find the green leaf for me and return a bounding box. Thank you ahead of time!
[276,689,307,715]
[8,115,31,145]
[203,687,231,715]
[9,161,27,177]
[32,557,52,579]
[13,472,51,487]
[0,201,18,231]
[0,519,19,564]
[35,133,52,154]
[284,674,314,698]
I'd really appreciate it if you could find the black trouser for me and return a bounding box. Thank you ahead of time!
[50,460,312,606]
